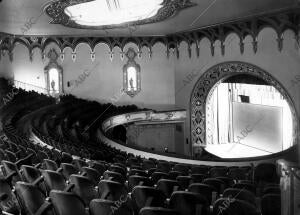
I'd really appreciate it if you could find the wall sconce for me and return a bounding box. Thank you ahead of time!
[44,49,63,95]
[123,48,141,97]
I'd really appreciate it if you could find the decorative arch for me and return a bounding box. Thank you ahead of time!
[190,61,299,156]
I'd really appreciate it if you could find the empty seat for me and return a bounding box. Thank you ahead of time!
[60,163,78,179]
[203,178,226,194]
[223,188,256,206]
[157,162,171,173]
[109,165,127,176]
[114,162,127,170]
[142,160,156,170]
[5,150,17,163]
[209,167,228,178]
[191,166,209,175]
[233,182,256,194]
[37,150,49,162]
[140,207,180,215]
[72,159,88,170]
[261,194,281,215]
[176,176,192,190]
[90,162,106,175]
[0,179,19,214]
[43,159,59,171]
[150,172,169,184]
[147,168,158,176]
[0,149,7,162]
[98,180,128,201]
[1,160,22,184]
[173,164,190,175]
[21,165,41,183]
[132,186,167,213]
[129,169,148,177]
[50,190,87,215]
[212,198,259,215]
[60,152,73,163]
[228,168,249,180]
[127,157,141,167]
[254,163,279,185]
[157,179,181,198]
[41,170,67,193]
[191,174,205,183]
[15,182,53,215]
[103,171,126,184]
[169,191,209,215]
[69,174,98,205]
[81,167,101,185]
[90,199,133,215]
[216,177,234,187]
[168,171,183,180]
[188,183,217,204]
[128,175,153,191]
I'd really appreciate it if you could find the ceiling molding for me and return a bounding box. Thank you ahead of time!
[45,0,196,30]
[0,7,299,61]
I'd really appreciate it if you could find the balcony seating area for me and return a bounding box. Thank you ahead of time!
[0,79,281,215]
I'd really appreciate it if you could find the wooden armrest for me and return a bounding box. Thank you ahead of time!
[34,163,42,169]
[33,176,44,186]
[64,184,75,192]
[34,201,52,215]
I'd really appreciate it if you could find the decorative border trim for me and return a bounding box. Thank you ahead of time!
[0,7,299,61]
[45,0,196,30]
[190,61,299,156]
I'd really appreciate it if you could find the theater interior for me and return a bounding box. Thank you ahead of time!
[0,0,299,214]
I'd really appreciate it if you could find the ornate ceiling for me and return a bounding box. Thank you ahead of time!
[0,0,299,61]
[46,0,196,30]
[0,0,297,36]
[0,6,299,61]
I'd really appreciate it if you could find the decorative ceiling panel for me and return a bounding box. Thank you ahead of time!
[45,0,196,30]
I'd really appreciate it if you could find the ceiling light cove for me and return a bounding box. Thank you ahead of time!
[65,0,164,26]
[45,0,196,30]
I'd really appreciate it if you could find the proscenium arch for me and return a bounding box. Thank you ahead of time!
[190,61,299,156]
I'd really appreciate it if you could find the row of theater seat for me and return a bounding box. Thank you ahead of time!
[0,80,281,215]
[0,135,281,215]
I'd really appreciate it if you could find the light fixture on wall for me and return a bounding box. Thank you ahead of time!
[123,48,141,97]
[44,49,63,96]
[60,51,65,62]
[71,51,77,62]
[90,51,96,61]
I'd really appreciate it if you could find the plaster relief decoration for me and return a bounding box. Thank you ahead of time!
[45,0,196,29]
[0,8,298,60]
[44,49,63,96]
[123,48,141,97]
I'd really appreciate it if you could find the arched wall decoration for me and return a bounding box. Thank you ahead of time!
[45,0,196,30]
[44,49,64,95]
[0,7,299,60]
[123,48,141,97]
[190,61,299,156]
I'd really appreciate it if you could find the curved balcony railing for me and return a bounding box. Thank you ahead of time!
[9,80,48,95]
[102,110,187,132]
